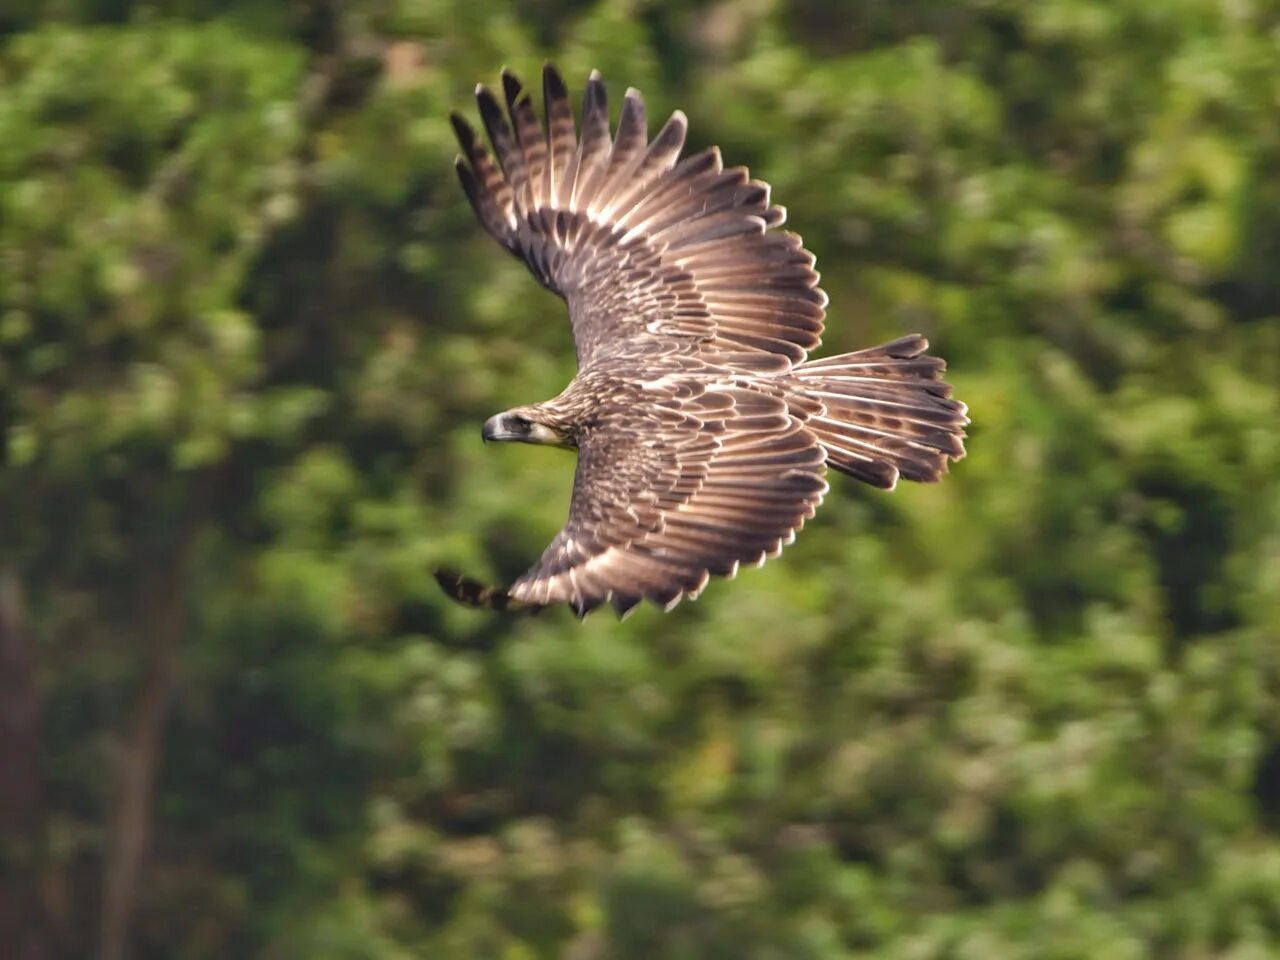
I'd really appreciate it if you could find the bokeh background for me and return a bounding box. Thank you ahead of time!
[2,1,1279,958]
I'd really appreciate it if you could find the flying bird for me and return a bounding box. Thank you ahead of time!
[438,65,968,617]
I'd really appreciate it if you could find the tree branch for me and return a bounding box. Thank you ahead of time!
[0,569,49,960]
[97,525,193,960]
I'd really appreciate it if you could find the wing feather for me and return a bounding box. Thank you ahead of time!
[475,84,526,212]
[543,64,576,207]
[502,69,547,210]
[600,111,688,221]
[569,69,611,211]
[599,88,649,205]
[452,66,826,368]
[506,390,828,616]
[450,114,515,243]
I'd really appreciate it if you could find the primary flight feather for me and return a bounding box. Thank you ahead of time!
[440,65,968,618]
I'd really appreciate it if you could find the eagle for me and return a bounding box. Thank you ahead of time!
[438,65,968,618]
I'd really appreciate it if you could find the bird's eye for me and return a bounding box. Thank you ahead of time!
[510,416,531,432]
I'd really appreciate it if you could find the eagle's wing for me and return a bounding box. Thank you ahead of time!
[451,65,825,371]
[507,387,828,617]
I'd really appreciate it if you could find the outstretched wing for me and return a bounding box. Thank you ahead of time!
[451,65,826,372]
[507,387,829,617]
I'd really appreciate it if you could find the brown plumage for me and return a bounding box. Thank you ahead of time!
[443,65,968,618]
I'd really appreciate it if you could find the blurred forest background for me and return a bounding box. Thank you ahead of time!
[2,1,1279,958]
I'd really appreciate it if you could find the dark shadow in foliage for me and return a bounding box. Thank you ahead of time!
[148,607,376,952]
[1214,175,1280,324]
[1252,742,1280,835]
[1135,473,1238,643]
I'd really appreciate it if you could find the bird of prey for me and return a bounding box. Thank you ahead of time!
[438,65,968,618]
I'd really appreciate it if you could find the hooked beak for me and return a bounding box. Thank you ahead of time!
[480,412,570,447]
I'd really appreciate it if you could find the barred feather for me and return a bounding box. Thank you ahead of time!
[792,335,969,489]
[442,67,968,616]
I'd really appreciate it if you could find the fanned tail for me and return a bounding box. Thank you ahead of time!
[793,334,968,490]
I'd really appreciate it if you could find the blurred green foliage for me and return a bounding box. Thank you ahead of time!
[2,1,1279,958]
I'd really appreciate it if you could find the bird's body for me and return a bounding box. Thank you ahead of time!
[442,66,969,617]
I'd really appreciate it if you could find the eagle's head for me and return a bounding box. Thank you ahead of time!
[482,407,575,448]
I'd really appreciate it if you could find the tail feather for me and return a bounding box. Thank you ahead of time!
[794,334,968,490]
